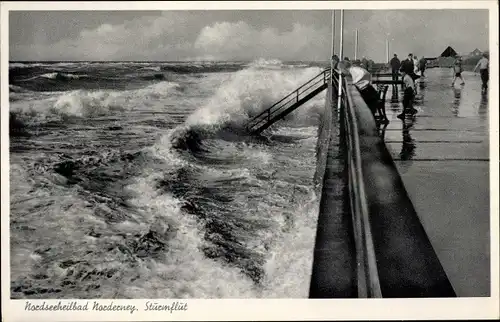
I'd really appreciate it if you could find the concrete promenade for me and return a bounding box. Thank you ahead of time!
[382,68,490,296]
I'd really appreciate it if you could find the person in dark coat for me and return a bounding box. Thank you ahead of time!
[331,54,340,70]
[400,53,421,92]
[400,53,414,75]
[419,57,427,77]
[390,54,401,81]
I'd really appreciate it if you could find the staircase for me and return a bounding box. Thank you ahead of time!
[246,69,331,134]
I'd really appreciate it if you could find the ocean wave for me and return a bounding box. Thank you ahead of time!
[10,60,324,298]
[9,84,32,93]
[139,73,166,81]
[184,64,324,130]
[245,58,285,69]
[9,62,46,68]
[39,72,89,80]
[10,81,181,124]
[9,62,89,69]
[148,121,319,289]
[160,63,244,74]
[141,66,162,72]
[14,72,90,83]
[51,90,126,118]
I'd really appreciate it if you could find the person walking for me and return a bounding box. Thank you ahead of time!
[473,53,489,93]
[451,56,465,86]
[419,56,427,77]
[390,54,401,81]
[397,67,418,120]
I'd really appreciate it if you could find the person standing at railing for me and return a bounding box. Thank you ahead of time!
[473,52,489,93]
[397,67,418,120]
[332,55,340,68]
[361,57,369,70]
[343,63,388,123]
[390,54,401,82]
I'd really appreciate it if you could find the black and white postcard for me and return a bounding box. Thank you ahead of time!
[1,1,499,321]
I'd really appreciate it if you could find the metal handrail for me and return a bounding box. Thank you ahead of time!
[340,75,382,298]
[248,76,329,130]
[248,69,330,127]
[246,69,330,132]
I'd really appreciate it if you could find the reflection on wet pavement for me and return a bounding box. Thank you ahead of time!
[380,68,490,297]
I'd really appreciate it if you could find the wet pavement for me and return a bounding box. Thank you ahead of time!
[381,68,490,297]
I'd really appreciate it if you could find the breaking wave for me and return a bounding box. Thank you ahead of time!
[9,81,181,124]
[10,59,324,298]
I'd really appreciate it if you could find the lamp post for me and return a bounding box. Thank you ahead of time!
[355,29,359,61]
[386,38,390,63]
[331,10,336,76]
[337,9,344,111]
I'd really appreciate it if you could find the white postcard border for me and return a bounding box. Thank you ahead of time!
[1,1,499,321]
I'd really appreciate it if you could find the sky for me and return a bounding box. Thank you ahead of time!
[9,9,489,62]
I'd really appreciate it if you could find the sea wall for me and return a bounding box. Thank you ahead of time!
[310,81,357,298]
[313,83,335,193]
[348,85,455,297]
[310,78,456,297]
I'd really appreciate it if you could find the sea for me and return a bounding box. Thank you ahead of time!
[8,59,329,299]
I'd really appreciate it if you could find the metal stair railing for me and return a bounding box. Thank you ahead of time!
[246,68,331,134]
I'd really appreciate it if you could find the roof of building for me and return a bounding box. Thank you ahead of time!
[440,46,458,57]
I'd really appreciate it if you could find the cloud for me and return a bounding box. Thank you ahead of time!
[193,21,330,61]
[14,17,332,61]
[10,10,488,62]
[12,13,195,61]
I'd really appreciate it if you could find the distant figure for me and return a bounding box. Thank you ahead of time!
[451,56,465,86]
[419,57,427,77]
[413,56,420,74]
[390,54,401,81]
[400,53,413,73]
[366,59,374,73]
[337,58,352,71]
[397,69,418,119]
[401,53,419,81]
[331,54,340,70]
[473,53,489,92]
[361,57,368,69]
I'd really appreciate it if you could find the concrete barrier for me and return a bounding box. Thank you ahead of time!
[313,82,334,193]
[348,85,456,297]
[310,76,456,298]
[310,80,358,298]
